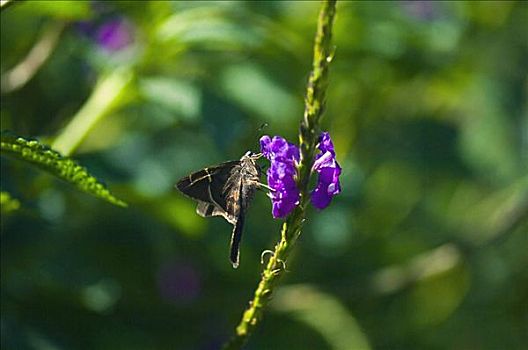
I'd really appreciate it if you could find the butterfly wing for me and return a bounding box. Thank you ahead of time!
[176,154,261,268]
[176,161,240,224]
[195,201,236,225]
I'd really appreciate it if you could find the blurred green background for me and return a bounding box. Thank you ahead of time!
[1,1,527,349]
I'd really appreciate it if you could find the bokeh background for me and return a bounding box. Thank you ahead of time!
[1,1,527,349]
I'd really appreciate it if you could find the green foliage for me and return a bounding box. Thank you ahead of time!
[224,2,337,348]
[16,1,92,20]
[272,285,371,350]
[1,1,527,350]
[0,191,20,214]
[1,134,127,207]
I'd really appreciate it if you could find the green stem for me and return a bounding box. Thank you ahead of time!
[1,21,66,93]
[222,1,337,349]
[51,68,133,156]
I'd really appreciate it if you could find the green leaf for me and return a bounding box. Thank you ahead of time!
[272,285,372,350]
[139,77,201,121]
[1,134,127,207]
[157,7,262,49]
[16,1,92,20]
[0,191,20,214]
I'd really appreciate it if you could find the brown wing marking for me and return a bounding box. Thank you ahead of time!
[195,201,236,224]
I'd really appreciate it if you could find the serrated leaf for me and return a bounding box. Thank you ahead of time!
[0,191,20,214]
[1,134,127,207]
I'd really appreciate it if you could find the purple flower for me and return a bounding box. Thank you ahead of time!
[311,132,341,209]
[260,135,300,218]
[157,261,201,304]
[259,132,341,216]
[400,1,438,21]
[76,16,134,53]
[260,135,300,163]
[96,18,134,52]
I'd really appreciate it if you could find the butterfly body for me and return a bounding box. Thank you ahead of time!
[176,152,262,268]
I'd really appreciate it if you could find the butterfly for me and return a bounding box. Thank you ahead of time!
[176,151,269,268]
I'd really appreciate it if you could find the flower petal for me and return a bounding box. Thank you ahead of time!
[96,18,134,52]
[260,135,301,218]
[318,131,335,155]
[311,185,332,209]
[310,132,341,210]
[259,135,272,158]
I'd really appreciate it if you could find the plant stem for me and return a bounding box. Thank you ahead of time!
[222,1,337,349]
[1,21,65,94]
[51,68,133,156]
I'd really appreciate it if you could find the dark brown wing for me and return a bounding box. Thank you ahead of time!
[176,155,260,268]
[195,201,236,225]
[195,202,216,217]
[209,164,239,213]
[176,161,239,205]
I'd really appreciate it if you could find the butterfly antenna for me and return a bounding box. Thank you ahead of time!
[250,122,269,155]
